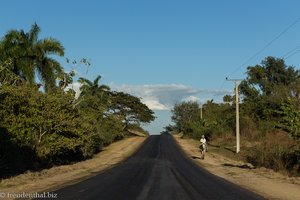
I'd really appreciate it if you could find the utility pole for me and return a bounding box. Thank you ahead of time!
[226,77,242,153]
[200,102,203,120]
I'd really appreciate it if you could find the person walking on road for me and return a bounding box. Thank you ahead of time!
[200,135,207,152]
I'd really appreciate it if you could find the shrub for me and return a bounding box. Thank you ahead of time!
[246,131,297,174]
[282,149,300,175]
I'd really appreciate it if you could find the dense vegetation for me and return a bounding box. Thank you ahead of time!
[0,23,155,178]
[170,56,300,175]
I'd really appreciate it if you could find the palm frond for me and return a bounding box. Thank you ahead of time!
[36,59,56,92]
[78,77,93,86]
[99,85,110,91]
[37,38,65,56]
[29,22,40,43]
[93,75,102,86]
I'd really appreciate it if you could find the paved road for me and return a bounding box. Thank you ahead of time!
[53,134,265,200]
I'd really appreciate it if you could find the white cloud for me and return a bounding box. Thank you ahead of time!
[64,82,231,110]
[110,83,200,110]
[143,99,169,110]
[110,83,231,110]
[65,82,82,99]
[182,95,200,102]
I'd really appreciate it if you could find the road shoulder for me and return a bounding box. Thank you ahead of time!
[0,136,146,194]
[173,134,300,200]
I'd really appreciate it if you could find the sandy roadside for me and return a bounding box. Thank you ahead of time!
[0,136,146,195]
[173,134,300,200]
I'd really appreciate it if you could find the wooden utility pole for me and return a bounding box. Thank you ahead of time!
[200,102,203,120]
[234,80,240,153]
[226,78,242,153]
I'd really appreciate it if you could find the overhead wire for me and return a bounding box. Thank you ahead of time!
[282,45,300,60]
[219,17,300,92]
[282,46,300,58]
[227,17,300,78]
[285,50,300,59]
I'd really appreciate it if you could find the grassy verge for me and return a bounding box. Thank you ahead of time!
[178,131,300,176]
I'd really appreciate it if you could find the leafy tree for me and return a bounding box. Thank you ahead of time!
[171,101,201,132]
[241,56,299,98]
[0,59,23,86]
[0,85,95,165]
[109,91,155,130]
[240,56,300,120]
[277,99,300,140]
[223,94,233,104]
[76,75,111,125]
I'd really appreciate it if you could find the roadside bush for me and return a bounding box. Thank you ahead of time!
[240,116,259,140]
[98,116,124,146]
[0,127,37,178]
[258,120,277,135]
[0,86,102,168]
[246,131,297,174]
[79,133,102,159]
[282,149,300,175]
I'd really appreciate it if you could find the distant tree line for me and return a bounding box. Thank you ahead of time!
[0,23,155,178]
[170,56,300,175]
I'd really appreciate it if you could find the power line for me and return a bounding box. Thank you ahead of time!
[285,50,300,60]
[227,17,300,78]
[282,46,300,58]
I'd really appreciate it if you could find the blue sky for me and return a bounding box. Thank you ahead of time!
[1,0,300,134]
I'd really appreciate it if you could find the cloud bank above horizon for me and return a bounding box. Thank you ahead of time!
[110,83,231,110]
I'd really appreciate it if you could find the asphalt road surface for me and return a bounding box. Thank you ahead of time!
[53,134,265,200]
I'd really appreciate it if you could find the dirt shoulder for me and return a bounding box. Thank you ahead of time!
[0,136,146,195]
[173,134,300,200]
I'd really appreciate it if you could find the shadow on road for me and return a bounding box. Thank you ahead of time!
[222,163,255,169]
[191,155,202,160]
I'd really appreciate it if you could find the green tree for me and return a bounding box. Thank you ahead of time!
[171,101,201,133]
[0,59,23,85]
[223,94,233,104]
[109,91,155,130]
[240,56,300,120]
[277,99,300,140]
[76,75,111,123]
[0,86,90,163]
[241,56,299,99]
[0,23,65,92]
[79,75,110,96]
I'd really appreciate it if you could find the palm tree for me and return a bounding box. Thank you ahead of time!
[75,75,111,113]
[78,75,110,96]
[0,28,35,84]
[0,23,65,92]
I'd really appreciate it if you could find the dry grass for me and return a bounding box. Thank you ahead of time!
[206,130,299,175]
[246,131,298,174]
[0,136,146,194]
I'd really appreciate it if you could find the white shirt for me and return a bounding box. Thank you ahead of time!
[200,138,206,144]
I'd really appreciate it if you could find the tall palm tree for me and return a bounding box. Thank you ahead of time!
[0,23,65,92]
[0,28,35,84]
